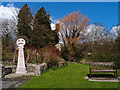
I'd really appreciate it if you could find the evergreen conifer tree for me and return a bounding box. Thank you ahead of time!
[33,7,58,48]
[17,4,33,45]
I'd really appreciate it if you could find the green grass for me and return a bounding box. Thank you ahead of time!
[20,63,120,88]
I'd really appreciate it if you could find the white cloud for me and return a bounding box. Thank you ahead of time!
[77,24,106,42]
[58,23,109,44]
[110,26,120,37]
[0,4,19,21]
[50,16,60,31]
[50,23,56,30]
[0,4,19,38]
[7,3,14,7]
[1,3,119,44]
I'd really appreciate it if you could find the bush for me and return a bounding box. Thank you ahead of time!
[24,45,62,69]
[58,60,68,67]
[61,44,84,62]
[24,46,44,64]
[24,45,68,69]
[43,45,61,69]
[2,50,14,61]
[88,53,120,68]
[46,60,59,69]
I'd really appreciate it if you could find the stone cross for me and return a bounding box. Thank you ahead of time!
[16,38,27,74]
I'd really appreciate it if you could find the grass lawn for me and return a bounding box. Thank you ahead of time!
[20,63,120,88]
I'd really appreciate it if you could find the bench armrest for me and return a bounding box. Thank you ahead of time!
[116,67,118,70]
[113,65,118,69]
[113,64,118,69]
[89,66,91,70]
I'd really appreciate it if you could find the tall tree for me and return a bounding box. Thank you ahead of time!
[57,10,90,61]
[58,10,90,47]
[17,4,33,45]
[32,7,58,48]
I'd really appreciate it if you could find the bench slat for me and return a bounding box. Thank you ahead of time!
[91,70,116,73]
[89,62,117,78]
[89,62,114,65]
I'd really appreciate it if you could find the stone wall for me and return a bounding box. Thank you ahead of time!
[2,61,68,78]
[58,60,68,67]
[4,65,16,73]
[3,63,47,77]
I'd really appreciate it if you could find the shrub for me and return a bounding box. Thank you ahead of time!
[43,45,61,69]
[2,50,14,61]
[61,45,73,61]
[24,46,44,64]
[61,44,84,62]
[58,60,68,67]
[88,53,120,68]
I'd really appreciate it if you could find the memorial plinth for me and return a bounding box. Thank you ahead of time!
[16,38,27,74]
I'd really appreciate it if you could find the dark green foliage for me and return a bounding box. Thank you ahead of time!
[61,44,84,62]
[47,60,59,69]
[17,4,33,45]
[2,35,12,50]
[2,34,15,52]
[89,54,120,68]
[61,45,76,61]
[61,46,69,61]
[2,35,15,60]
[32,7,58,48]
[17,4,58,47]
[115,36,120,52]
[2,50,14,61]
[87,42,120,68]
[61,40,120,68]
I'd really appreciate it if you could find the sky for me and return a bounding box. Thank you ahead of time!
[1,2,118,29]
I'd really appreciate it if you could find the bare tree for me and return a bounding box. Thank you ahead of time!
[0,8,19,37]
[57,10,90,46]
[56,10,90,61]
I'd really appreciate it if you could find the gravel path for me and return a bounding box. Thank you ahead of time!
[2,77,31,89]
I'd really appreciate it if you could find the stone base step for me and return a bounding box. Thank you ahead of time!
[4,72,34,78]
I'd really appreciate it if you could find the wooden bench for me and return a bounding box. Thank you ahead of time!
[89,62,118,78]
